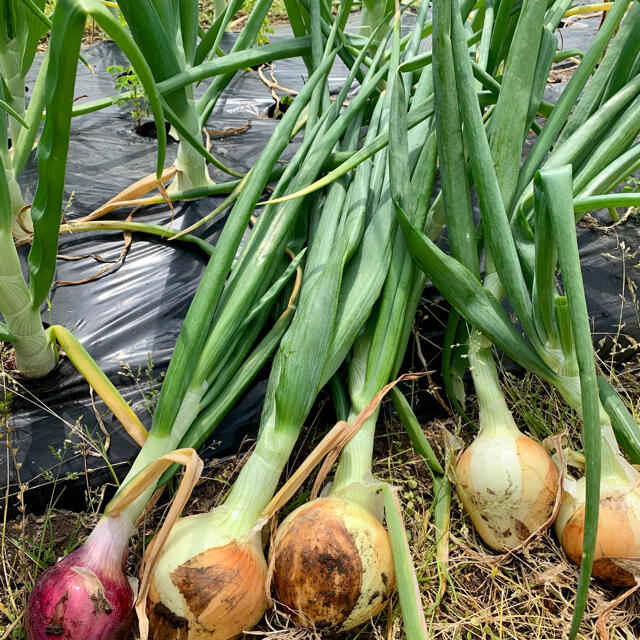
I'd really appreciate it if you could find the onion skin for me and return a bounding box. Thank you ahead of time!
[271,497,395,631]
[147,512,267,640]
[556,484,640,587]
[456,431,559,551]
[26,515,134,640]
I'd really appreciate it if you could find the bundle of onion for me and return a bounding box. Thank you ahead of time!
[399,0,640,631]
[25,13,338,639]
[271,14,438,630]
[143,18,408,637]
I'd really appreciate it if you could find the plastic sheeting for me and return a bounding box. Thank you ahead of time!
[2,14,639,515]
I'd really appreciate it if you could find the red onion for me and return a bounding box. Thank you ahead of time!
[26,514,135,640]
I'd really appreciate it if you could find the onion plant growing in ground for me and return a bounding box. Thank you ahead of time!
[398,0,640,634]
[0,0,171,378]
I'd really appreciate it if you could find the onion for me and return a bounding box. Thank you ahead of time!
[555,446,640,587]
[454,330,559,552]
[146,510,267,640]
[271,496,395,631]
[26,515,134,640]
[456,422,559,552]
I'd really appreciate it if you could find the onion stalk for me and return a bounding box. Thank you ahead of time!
[397,0,640,632]
[1,0,171,378]
[144,13,410,637]
[0,0,48,238]
[271,11,437,633]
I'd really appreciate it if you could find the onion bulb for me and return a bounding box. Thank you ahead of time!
[556,465,640,586]
[147,510,267,640]
[456,424,559,551]
[26,515,134,640]
[270,497,395,631]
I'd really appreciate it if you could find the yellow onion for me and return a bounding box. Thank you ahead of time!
[555,454,640,587]
[456,424,559,551]
[270,496,395,631]
[147,510,267,640]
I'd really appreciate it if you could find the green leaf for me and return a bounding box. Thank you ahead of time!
[515,0,631,205]
[0,320,14,343]
[395,205,556,384]
[27,0,84,309]
[556,1,640,146]
[487,0,546,206]
[391,387,443,475]
[157,308,295,486]
[149,50,338,439]
[382,484,429,640]
[0,97,28,128]
[28,0,168,309]
[450,0,538,347]
[598,376,640,464]
[536,166,601,640]
[432,0,479,278]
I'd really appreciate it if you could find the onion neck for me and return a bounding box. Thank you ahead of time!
[332,409,377,492]
[554,374,639,486]
[216,421,301,537]
[82,513,135,577]
[169,95,213,193]
[109,374,211,523]
[468,329,520,438]
[0,229,55,377]
[111,431,181,523]
[329,409,381,517]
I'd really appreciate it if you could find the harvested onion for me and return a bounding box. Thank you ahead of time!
[146,510,267,640]
[456,425,559,551]
[26,515,134,640]
[271,496,395,631]
[455,332,559,552]
[555,438,640,587]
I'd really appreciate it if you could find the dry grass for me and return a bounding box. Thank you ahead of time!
[3,358,640,640]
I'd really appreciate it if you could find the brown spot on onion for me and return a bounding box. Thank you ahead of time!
[271,497,395,632]
[148,538,268,640]
[514,520,530,541]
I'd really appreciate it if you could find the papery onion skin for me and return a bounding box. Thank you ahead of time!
[456,431,559,551]
[557,484,640,587]
[26,515,134,640]
[147,512,267,640]
[271,497,395,632]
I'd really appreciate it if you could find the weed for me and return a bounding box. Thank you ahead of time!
[117,354,164,418]
[107,64,150,134]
